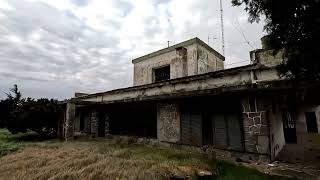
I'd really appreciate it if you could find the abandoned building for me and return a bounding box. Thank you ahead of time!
[60,37,320,163]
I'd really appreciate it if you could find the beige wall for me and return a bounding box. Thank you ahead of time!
[296,105,320,136]
[133,42,224,86]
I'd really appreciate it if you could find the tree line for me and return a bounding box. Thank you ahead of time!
[0,85,63,137]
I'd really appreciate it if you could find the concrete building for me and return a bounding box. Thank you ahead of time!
[61,37,320,164]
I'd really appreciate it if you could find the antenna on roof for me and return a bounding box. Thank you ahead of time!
[219,0,225,56]
[207,36,217,46]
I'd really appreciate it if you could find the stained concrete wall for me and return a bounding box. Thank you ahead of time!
[268,96,286,160]
[197,44,224,74]
[133,41,224,86]
[82,67,261,103]
[250,48,285,68]
[157,102,180,143]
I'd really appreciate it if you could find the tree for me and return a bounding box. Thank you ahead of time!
[232,0,320,79]
[1,84,63,137]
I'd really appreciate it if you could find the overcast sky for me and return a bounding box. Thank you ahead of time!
[0,0,265,100]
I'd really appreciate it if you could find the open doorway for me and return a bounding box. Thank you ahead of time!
[282,111,297,143]
[305,112,318,133]
[108,102,157,138]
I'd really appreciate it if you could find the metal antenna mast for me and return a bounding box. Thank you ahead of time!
[219,0,225,56]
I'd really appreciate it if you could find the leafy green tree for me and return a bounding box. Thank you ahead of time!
[232,0,320,79]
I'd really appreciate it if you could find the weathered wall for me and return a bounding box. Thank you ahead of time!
[197,44,224,74]
[90,110,98,137]
[268,96,286,160]
[251,48,285,67]
[82,67,256,103]
[296,105,320,138]
[133,44,197,86]
[242,96,270,156]
[157,102,180,143]
[65,102,75,139]
[133,41,225,86]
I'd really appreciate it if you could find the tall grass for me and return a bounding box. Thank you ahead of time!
[0,131,295,180]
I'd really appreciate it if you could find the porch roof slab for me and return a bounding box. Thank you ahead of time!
[70,64,294,105]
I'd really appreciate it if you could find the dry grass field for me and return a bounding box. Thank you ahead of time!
[0,129,294,180]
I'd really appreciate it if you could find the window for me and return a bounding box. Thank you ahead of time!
[154,65,170,82]
[305,112,318,133]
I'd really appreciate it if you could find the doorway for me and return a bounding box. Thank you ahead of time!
[282,111,297,143]
[305,112,318,133]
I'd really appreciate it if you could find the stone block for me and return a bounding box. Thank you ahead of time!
[249,112,261,118]
[253,117,261,125]
[243,117,254,127]
[249,125,261,134]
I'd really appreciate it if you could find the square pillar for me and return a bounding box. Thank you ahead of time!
[105,113,110,137]
[65,102,76,140]
[157,102,181,143]
[242,96,270,155]
[90,110,98,137]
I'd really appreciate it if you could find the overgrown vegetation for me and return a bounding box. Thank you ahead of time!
[0,84,62,137]
[0,129,294,180]
[232,0,320,80]
[0,129,22,157]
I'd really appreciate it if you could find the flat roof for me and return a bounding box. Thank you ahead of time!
[132,37,225,64]
[74,64,262,101]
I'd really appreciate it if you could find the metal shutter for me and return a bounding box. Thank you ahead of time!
[213,113,228,148]
[181,112,202,146]
[181,112,192,144]
[226,113,243,151]
[190,112,202,146]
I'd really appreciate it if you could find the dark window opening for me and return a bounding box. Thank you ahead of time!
[80,116,84,131]
[282,111,297,143]
[305,112,318,133]
[154,65,170,82]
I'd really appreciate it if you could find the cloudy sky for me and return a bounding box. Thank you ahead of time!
[0,0,265,100]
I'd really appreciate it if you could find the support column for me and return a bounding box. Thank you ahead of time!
[105,113,110,137]
[242,96,270,156]
[65,102,76,140]
[90,109,98,137]
[157,102,181,143]
[172,47,188,78]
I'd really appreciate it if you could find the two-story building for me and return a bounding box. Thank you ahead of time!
[60,37,320,164]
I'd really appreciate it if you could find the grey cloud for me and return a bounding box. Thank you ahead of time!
[71,0,89,7]
[0,0,131,99]
[0,0,264,100]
